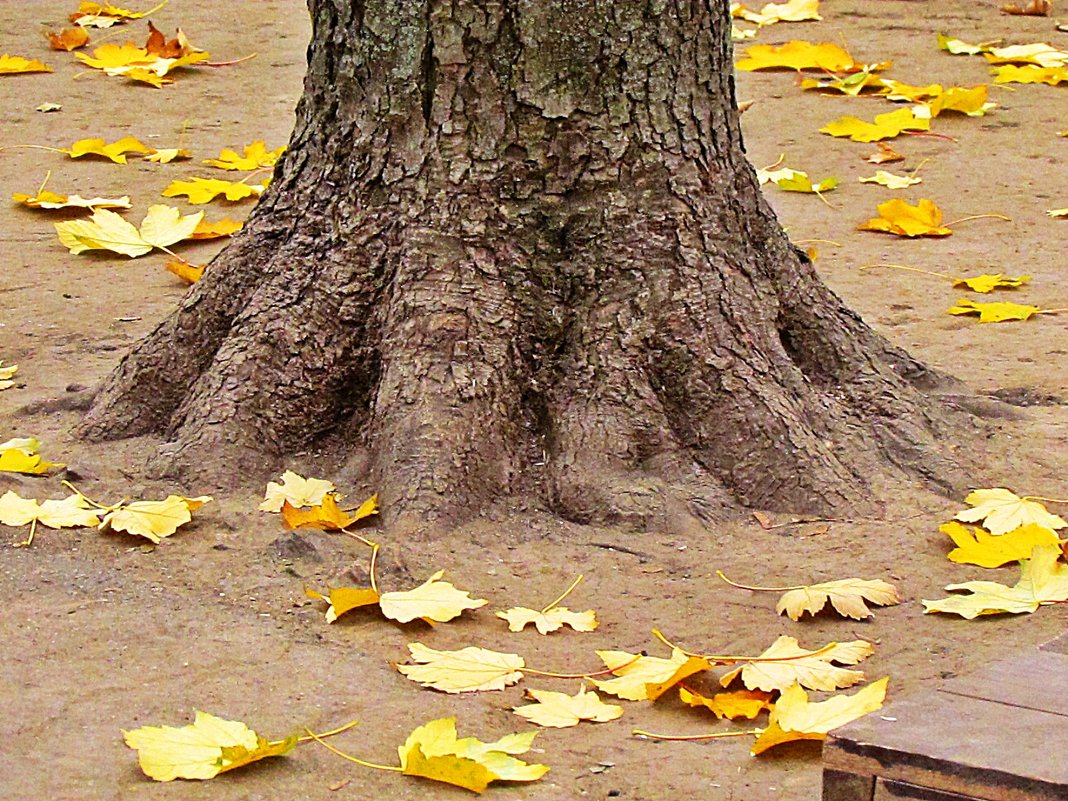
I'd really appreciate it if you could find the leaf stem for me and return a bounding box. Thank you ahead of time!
[716,570,805,593]
[339,530,380,594]
[653,629,839,664]
[944,213,1012,227]
[302,727,402,772]
[1022,495,1068,504]
[203,53,258,67]
[859,263,954,281]
[901,130,958,142]
[14,518,37,548]
[293,719,361,744]
[525,653,642,680]
[632,728,759,741]
[540,574,584,614]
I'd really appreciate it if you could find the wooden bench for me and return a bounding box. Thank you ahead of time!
[822,634,1068,801]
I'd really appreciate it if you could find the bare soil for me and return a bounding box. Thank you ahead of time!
[1,2,1066,800]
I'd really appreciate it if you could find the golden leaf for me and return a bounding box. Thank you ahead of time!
[513,685,623,728]
[858,170,922,189]
[305,586,381,623]
[857,198,952,237]
[47,28,90,51]
[750,679,888,755]
[13,188,131,210]
[166,260,204,284]
[191,218,242,239]
[203,142,286,171]
[75,43,152,70]
[591,649,711,701]
[925,85,992,117]
[923,544,1068,618]
[0,55,53,74]
[123,710,296,782]
[952,273,1030,293]
[379,570,488,623]
[146,147,192,163]
[0,437,64,474]
[1002,0,1052,15]
[162,177,267,204]
[281,495,358,531]
[941,521,1061,568]
[736,41,859,72]
[733,0,821,25]
[991,64,1068,85]
[821,108,930,143]
[70,2,151,27]
[777,578,902,620]
[395,643,525,693]
[259,470,336,512]
[0,361,16,391]
[954,488,1067,534]
[398,718,548,792]
[947,298,1042,322]
[55,205,203,257]
[720,636,873,692]
[496,606,598,634]
[100,495,212,543]
[62,136,153,164]
[679,687,774,720]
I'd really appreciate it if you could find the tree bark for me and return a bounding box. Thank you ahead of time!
[79,0,971,526]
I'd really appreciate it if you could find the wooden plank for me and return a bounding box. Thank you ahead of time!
[822,768,875,801]
[939,651,1068,717]
[1039,632,1068,655]
[873,778,983,801]
[825,692,1068,801]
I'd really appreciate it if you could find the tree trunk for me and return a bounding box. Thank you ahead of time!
[79,0,971,526]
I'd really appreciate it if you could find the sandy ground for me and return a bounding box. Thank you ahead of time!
[1,2,1066,800]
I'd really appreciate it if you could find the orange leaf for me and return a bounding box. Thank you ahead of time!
[281,495,356,530]
[191,218,243,239]
[47,28,90,51]
[165,260,204,284]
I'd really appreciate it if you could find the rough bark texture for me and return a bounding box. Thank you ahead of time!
[79,0,971,526]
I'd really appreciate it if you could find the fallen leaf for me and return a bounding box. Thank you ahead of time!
[100,495,212,543]
[0,491,100,529]
[36,102,62,112]
[47,28,91,51]
[947,298,1043,322]
[1002,0,1051,14]
[775,171,838,194]
[720,636,874,692]
[991,64,1068,85]
[123,710,296,782]
[398,718,548,792]
[985,43,1068,68]
[859,170,922,189]
[204,142,286,171]
[733,0,822,25]
[937,34,992,56]
[395,643,526,693]
[736,41,859,72]
[61,136,153,164]
[801,70,888,96]
[0,361,15,391]
[777,578,902,620]
[1047,208,1068,218]
[591,649,711,701]
[13,189,131,210]
[55,205,203,257]
[513,686,623,728]
[191,218,242,239]
[954,488,1067,534]
[923,544,1068,618]
[821,108,930,142]
[864,142,905,164]
[952,273,1031,293]
[70,2,152,27]
[496,606,598,634]
[0,438,64,474]
[0,55,53,75]
[750,679,888,755]
[281,495,357,530]
[941,521,1061,568]
[679,687,774,720]
[379,570,488,623]
[146,148,192,163]
[162,177,267,204]
[305,586,381,623]
[166,260,204,284]
[260,470,336,511]
[857,198,952,237]
[925,85,993,117]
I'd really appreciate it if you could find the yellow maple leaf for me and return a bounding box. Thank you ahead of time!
[947,298,1043,322]
[100,495,212,543]
[379,570,488,623]
[203,142,286,171]
[123,710,296,782]
[941,521,1061,568]
[162,177,267,204]
[513,685,623,728]
[736,40,859,72]
[0,361,16,391]
[395,643,526,693]
[55,205,204,257]
[281,495,358,531]
[75,42,152,70]
[0,436,64,474]
[937,34,991,56]
[954,487,1067,534]
[591,649,711,701]
[191,218,243,239]
[991,64,1068,85]
[775,171,838,194]
[47,27,91,51]
[801,70,888,96]
[166,260,204,284]
[750,679,888,755]
[734,0,821,25]
[923,544,1068,618]
[720,636,873,692]
[146,147,192,164]
[305,586,381,623]
[70,2,155,27]
[857,198,952,237]
[398,718,548,792]
[0,491,100,545]
[952,273,1030,293]
[776,578,902,620]
[925,85,992,117]
[821,108,930,143]
[679,687,774,720]
[858,170,922,190]
[0,55,53,74]
[259,470,336,512]
[985,43,1068,68]
[13,188,131,210]
[496,606,598,634]
[61,136,154,164]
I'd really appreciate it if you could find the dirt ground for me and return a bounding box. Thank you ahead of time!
[1,2,1066,800]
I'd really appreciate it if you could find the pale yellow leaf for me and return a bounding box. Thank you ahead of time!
[590,649,711,701]
[100,495,212,543]
[395,642,525,693]
[379,570,488,624]
[513,685,623,728]
[259,470,336,512]
[13,189,131,210]
[496,606,598,634]
[954,488,1067,534]
[858,170,922,189]
[720,636,873,692]
[776,578,902,620]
